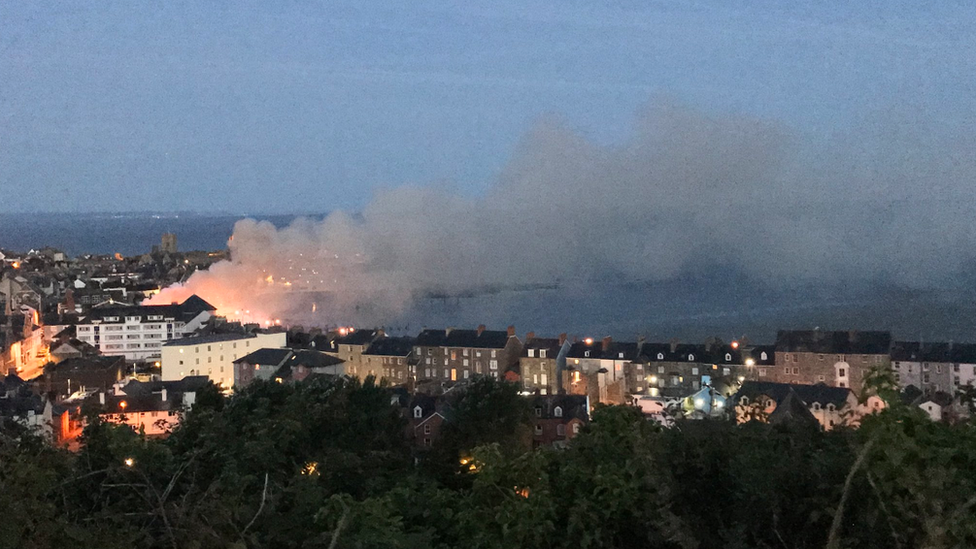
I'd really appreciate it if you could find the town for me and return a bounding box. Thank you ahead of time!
[1,234,971,450]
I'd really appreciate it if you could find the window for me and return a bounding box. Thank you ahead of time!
[557,424,566,436]
[463,359,469,366]
[424,438,431,447]
[572,423,581,434]
[535,407,542,417]
[785,354,791,362]
[760,352,768,361]
[527,349,535,358]
[785,367,791,375]
[723,367,730,376]
[818,375,826,382]
[827,404,835,412]
[424,424,431,434]
[759,368,767,377]
[936,364,942,374]
[443,369,449,378]
[584,350,590,357]
[692,367,699,375]
[740,396,749,405]
[793,367,799,375]
[463,349,469,356]
[534,425,543,435]
[540,349,547,358]
[658,366,664,374]
[838,368,846,377]
[489,360,498,370]
[954,364,960,372]
[413,406,423,418]
[923,373,930,383]
[688,354,695,361]
[725,353,732,361]
[491,350,497,358]
[554,406,563,418]
[812,402,821,411]
[618,352,624,359]
[463,370,469,379]
[657,353,664,360]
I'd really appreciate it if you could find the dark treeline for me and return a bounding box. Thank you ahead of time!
[2,376,976,549]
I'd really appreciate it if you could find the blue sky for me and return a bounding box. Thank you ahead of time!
[2,1,973,213]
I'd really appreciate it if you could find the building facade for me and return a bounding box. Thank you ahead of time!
[160,331,287,388]
[76,295,216,361]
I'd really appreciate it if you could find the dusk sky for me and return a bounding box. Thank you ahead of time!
[2,1,974,213]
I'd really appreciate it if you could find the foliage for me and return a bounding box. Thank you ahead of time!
[4,377,976,548]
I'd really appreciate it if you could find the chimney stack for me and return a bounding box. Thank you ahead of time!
[602,336,612,352]
[525,331,535,342]
[445,327,454,337]
[477,324,486,336]
[507,325,516,337]
[559,333,567,346]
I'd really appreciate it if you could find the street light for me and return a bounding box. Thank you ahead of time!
[124,457,134,467]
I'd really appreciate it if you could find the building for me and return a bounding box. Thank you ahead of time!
[96,376,209,437]
[636,341,742,399]
[328,328,386,378]
[519,334,570,395]
[37,355,125,400]
[76,295,216,361]
[773,330,892,393]
[530,394,588,448]
[414,325,522,382]
[233,348,295,388]
[160,233,178,254]
[362,336,415,384]
[734,380,885,431]
[272,350,347,383]
[890,341,953,393]
[405,394,445,450]
[160,331,287,388]
[563,337,638,405]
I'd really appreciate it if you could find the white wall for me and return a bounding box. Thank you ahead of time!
[161,332,287,388]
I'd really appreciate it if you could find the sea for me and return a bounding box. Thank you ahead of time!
[2,212,974,343]
[0,212,321,257]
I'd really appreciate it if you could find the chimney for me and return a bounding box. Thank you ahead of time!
[602,336,612,352]
[670,338,680,353]
[507,325,516,337]
[477,324,486,336]
[445,327,454,337]
[525,331,535,342]
[559,333,567,346]
[99,392,105,405]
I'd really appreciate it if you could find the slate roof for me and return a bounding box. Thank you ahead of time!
[364,337,415,357]
[46,356,123,374]
[890,341,953,362]
[285,350,345,369]
[736,380,853,407]
[163,332,256,347]
[767,389,820,427]
[952,343,976,364]
[530,394,588,421]
[86,294,215,323]
[776,330,891,355]
[416,327,511,349]
[334,329,380,347]
[233,348,293,366]
[521,337,563,358]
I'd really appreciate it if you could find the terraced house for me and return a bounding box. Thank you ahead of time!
[414,325,522,382]
[774,330,892,393]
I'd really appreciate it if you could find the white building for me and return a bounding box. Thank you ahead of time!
[160,331,287,388]
[75,295,216,361]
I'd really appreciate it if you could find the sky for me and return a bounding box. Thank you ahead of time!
[2,1,974,214]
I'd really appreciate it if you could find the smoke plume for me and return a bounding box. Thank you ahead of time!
[151,99,976,330]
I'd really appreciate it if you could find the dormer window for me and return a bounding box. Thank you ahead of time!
[535,407,542,417]
[725,353,732,362]
[413,406,423,419]
[584,351,590,358]
[827,404,836,412]
[657,353,664,360]
[554,406,563,418]
[812,402,821,411]
[618,352,624,359]
[527,349,535,358]
[539,349,547,359]
[740,396,749,405]
[760,352,767,361]
[688,354,695,361]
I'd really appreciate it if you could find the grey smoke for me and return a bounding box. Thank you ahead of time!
[152,99,976,329]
